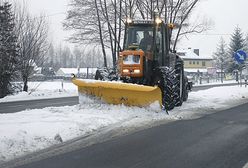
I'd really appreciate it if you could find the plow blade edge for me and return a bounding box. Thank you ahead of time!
[72,78,162,107]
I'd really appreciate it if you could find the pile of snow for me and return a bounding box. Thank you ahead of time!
[173,86,248,119]
[0,81,77,103]
[0,104,175,162]
[1,85,248,163]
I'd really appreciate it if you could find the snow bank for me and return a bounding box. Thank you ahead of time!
[173,86,248,119]
[1,85,248,163]
[0,81,77,103]
[0,104,174,162]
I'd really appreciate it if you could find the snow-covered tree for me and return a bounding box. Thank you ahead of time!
[13,1,50,91]
[244,33,248,54]
[73,47,83,67]
[0,2,20,98]
[61,46,71,68]
[213,37,229,83]
[63,0,108,67]
[46,44,55,67]
[17,14,49,91]
[228,26,246,72]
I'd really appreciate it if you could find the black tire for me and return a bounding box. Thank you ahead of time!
[95,68,117,81]
[108,69,118,81]
[153,67,176,111]
[95,69,104,80]
[183,76,189,101]
[174,60,184,106]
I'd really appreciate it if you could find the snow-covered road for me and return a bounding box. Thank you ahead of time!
[0,83,248,163]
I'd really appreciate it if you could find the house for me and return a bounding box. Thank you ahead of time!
[177,48,214,75]
[56,68,97,79]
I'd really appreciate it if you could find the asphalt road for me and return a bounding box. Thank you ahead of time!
[0,96,78,113]
[0,83,238,114]
[14,102,248,168]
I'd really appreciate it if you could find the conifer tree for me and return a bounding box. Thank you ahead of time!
[213,37,229,83]
[228,26,246,72]
[0,2,20,98]
[244,34,248,54]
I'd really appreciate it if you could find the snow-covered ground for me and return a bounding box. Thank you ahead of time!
[0,81,248,163]
[0,81,77,103]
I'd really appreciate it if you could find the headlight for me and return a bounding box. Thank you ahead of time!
[155,17,162,24]
[126,18,132,24]
[123,69,129,73]
[133,69,140,74]
[168,23,175,29]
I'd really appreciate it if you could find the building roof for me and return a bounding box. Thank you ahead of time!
[184,68,208,73]
[177,49,213,60]
[57,68,97,75]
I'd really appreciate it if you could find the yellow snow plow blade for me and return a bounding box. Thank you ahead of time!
[72,78,162,107]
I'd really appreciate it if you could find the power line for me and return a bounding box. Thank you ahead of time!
[45,12,66,17]
[14,12,66,21]
[32,12,66,19]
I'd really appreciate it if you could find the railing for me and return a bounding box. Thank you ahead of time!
[190,76,236,85]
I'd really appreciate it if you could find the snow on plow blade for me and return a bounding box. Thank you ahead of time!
[72,78,162,107]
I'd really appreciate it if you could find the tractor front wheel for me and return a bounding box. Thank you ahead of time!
[153,67,176,111]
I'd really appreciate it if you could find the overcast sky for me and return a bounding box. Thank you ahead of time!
[24,0,70,46]
[181,0,248,56]
[24,0,248,56]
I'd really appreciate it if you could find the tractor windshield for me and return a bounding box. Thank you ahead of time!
[123,55,140,65]
[124,26,154,52]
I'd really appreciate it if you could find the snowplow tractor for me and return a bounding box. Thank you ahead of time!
[73,13,190,110]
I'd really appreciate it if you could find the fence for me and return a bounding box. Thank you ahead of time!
[31,74,96,81]
[189,75,236,85]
